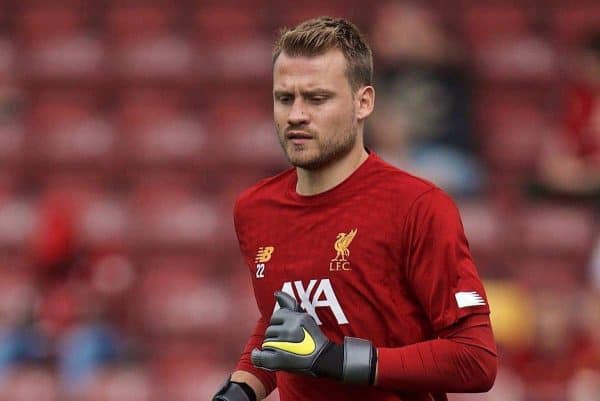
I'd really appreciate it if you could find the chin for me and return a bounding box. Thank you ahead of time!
[286,148,317,167]
[289,155,329,171]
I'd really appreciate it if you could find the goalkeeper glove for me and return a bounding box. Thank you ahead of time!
[212,376,256,401]
[251,291,377,384]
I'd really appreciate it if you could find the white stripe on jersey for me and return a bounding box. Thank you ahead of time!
[455,291,486,308]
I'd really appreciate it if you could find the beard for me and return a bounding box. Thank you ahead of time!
[276,114,358,171]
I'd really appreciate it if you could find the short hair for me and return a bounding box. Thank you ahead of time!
[273,16,373,92]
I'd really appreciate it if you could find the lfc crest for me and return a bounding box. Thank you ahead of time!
[330,228,357,271]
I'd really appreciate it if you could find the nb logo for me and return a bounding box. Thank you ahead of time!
[255,246,275,263]
[276,279,348,325]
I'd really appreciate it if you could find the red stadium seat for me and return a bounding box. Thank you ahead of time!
[0,172,17,203]
[77,193,128,248]
[86,250,136,297]
[37,175,126,249]
[553,4,600,46]
[0,366,59,401]
[0,267,37,327]
[106,3,175,44]
[27,90,116,168]
[0,117,24,167]
[457,200,504,267]
[107,3,194,81]
[16,4,105,80]
[112,35,194,82]
[0,195,37,250]
[511,255,582,291]
[192,4,268,43]
[192,5,272,82]
[205,90,284,170]
[475,92,550,173]
[79,366,153,401]
[116,88,207,167]
[128,180,222,250]
[461,4,530,43]
[461,4,556,81]
[272,1,364,29]
[0,39,24,166]
[133,264,230,336]
[151,350,230,401]
[516,204,595,258]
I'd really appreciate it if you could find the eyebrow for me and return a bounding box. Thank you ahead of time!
[273,89,335,97]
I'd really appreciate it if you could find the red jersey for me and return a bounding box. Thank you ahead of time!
[234,152,491,401]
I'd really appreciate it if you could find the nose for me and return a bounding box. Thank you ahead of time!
[288,98,309,126]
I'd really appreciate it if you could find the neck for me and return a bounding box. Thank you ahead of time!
[296,145,369,196]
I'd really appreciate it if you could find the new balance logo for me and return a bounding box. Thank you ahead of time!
[276,279,349,325]
[455,291,486,308]
[255,246,275,263]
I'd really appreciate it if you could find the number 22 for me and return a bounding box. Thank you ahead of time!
[256,263,265,278]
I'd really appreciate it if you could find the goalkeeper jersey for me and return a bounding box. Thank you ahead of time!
[233,151,491,401]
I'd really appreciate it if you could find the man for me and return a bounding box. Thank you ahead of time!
[213,17,497,401]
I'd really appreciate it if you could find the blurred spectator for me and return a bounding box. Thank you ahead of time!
[0,188,127,394]
[534,32,600,203]
[369,2,483,197]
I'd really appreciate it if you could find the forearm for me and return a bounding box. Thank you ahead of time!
[231,371,266,400]
[234,317,277,396]
[376,314,497,393]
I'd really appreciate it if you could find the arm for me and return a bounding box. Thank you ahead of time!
[251,294,496,393]
[375,188,497,392]
[230,371,266,400]
[376,313,497,392]
[213,317,276,401]
[216,199,277,400]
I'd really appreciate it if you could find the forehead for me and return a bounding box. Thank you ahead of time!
[273,49,350,91]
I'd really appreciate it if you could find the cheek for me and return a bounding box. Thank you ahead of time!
[273,108,287,127]
[322,104,353,129]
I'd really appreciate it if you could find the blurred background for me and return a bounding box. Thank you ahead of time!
[0,0,598,400]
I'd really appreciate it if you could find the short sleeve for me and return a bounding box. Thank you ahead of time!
[402,189,490,333]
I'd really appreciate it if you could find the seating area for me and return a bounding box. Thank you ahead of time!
[0,1,599,400]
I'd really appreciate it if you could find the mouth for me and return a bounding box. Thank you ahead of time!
[286,131,314,145]
[286,131,313,140]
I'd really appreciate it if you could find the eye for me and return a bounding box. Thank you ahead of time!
[309,96,327,104]
[276,94,293,104]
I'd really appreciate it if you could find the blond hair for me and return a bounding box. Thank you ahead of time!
[273,17,373,92]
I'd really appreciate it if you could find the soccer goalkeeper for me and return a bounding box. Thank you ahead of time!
[213,16,497,401]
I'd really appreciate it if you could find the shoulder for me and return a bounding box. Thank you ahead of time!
[367,154,440,203]
[364,154,463,228]
[234,167,295,217]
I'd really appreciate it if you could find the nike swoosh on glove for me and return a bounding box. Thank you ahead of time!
[251,291,377,384]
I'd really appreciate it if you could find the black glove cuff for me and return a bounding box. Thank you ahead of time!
[213,376,257,401]
[342,337,377,385]
[312,342,344,380]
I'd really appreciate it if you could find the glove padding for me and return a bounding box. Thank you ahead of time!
[251,291,376,384]
[212,377,256,401]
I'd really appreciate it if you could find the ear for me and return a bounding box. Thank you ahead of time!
[355,85,375,121]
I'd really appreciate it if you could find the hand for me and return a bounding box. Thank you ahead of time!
[251,291,377,384]
[251,291,334,377]
[212,377,256,401]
